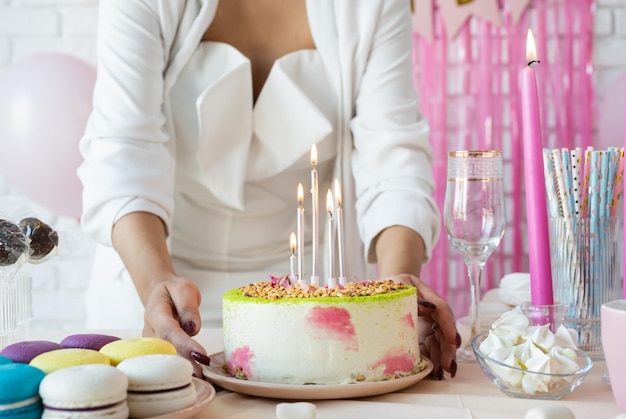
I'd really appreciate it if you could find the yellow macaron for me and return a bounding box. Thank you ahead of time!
[99,337,176,366]
[30,348,110,374]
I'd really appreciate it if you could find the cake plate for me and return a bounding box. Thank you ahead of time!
[202,351,433,400]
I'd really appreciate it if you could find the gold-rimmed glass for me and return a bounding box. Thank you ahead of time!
[444,150,506,362]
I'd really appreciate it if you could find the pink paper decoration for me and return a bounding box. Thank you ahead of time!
[412,0,595,315]
[438,0,502,40]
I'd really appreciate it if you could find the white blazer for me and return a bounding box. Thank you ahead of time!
[78,0,440,285]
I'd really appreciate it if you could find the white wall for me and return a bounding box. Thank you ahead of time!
[1,0,625,332]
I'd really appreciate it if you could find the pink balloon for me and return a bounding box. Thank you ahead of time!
[596,73,626,150]
[0,53,96,219]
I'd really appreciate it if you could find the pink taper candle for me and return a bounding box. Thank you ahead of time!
[624,82,626,298]
[521,29,554,305]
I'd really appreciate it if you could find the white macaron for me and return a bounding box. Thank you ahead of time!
[116,354,197,418]
[39,364,129,419]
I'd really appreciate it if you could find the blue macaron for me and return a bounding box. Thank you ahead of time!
[0,355,12,365]
[0,363,46,418]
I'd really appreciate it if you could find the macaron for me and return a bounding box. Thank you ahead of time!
[0,355,12,364]
[60,333,121,351]
[39,364,129,419]
[0,340,64,364]
[100,337,176,366]
[0,363,46,419]
[116,354,197,418]
[30,348,110,374]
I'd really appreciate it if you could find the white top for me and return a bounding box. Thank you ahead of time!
[78,0,440,329]
[169,42,337,272]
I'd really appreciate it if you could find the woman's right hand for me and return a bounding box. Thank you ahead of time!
[140,276,209,377]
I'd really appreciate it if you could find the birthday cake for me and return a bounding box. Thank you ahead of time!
[222,279,426,385]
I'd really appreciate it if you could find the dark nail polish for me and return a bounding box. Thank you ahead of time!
[450,360,457,378]
[418,300,437,310]
[191,351,211,366]
[435,366,444,380]
[456,332,462,348]
[183,321,196,335]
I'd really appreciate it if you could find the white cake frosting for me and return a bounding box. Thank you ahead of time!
[478,309,582,393]
[222,280,424,385]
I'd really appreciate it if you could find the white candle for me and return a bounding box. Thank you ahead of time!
[289,232,297,283]
[310,145,319,286]
[296,183,305,282]
[334,178,346,285]
[326,189,335,288]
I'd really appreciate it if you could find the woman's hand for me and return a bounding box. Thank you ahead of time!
[141,276,210,377]
[389,274,459,380]
[111,212,211,376]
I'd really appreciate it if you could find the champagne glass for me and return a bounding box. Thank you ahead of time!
[444,150,505,362]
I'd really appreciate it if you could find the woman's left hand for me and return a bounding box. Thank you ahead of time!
[388,274,459,380]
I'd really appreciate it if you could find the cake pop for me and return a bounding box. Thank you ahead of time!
[18,217,58,262]
[0,220,28,266]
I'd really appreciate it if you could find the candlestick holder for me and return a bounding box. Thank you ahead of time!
[520,301,568,333]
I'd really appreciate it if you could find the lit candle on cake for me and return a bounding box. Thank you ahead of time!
[326,189,336,289]
[521,29,554,305]
[334,178,346,286]
[310,144,319,286]
[289,232,297,283]
[296,183,305,282]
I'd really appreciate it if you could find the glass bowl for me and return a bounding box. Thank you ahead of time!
[471,333,593,400]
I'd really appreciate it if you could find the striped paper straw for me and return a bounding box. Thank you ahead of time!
[543,149,560,217]
[552,148,571,217]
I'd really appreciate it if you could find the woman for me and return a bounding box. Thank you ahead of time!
[78,0,459,378]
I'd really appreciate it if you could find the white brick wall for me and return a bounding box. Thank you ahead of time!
[1,0,626,332]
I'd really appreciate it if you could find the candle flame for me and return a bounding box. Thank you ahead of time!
[297,183,304,204]
[334,178,342,208]
[326,189,333,213]
[290,232,297,252]
[526,29,538,64]
[310,144,318,166]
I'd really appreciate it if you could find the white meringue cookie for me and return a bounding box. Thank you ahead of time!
[554,325,579,350]
[549,347,580,374]
[514,338,546,368]
[529,324,556,352]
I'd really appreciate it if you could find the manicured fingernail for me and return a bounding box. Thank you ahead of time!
[418,300,437,310]
[450,360,457,378]
[191,351,211,366]
[456,332,462,348]
[183,321,196,335]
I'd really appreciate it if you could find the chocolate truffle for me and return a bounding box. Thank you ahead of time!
[18,217,58,261]
[0,219,28,266]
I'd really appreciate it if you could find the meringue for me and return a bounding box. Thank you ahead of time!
[478,309,583,394]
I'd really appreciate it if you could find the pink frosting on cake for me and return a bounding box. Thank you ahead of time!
[371,348,417,375]
[227,346,254,378]
[402,312,415,329]
[305,306,357,350]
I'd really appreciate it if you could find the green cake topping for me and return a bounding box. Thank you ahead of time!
[226,279,415,302]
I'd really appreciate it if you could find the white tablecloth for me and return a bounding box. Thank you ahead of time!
[36,328,619,419]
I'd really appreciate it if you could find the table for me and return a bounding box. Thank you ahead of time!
[38,328,619,419]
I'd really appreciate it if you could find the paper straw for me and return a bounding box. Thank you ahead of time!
[580,147,593,218]
[605,148,618,218]
[543,149,560,217]
[588,151,600,219]
[551,149,571,217]
[570,147,582,217]
[611,148,626,217]
[561,148,576,216]
[598,151,609,219]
